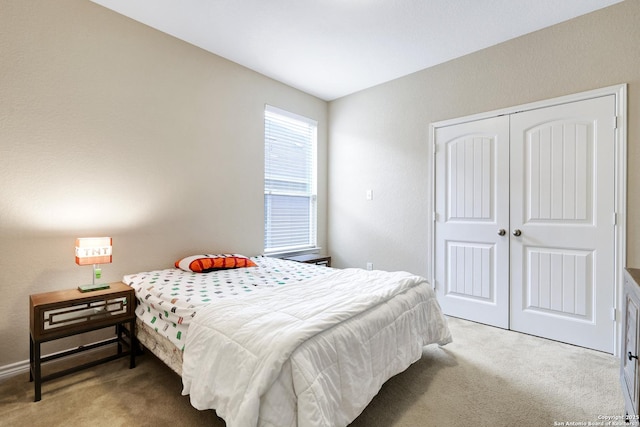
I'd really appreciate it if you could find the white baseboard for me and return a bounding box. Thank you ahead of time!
[0,359,29,381]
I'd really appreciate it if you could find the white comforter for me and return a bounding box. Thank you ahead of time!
[181,268,451,427]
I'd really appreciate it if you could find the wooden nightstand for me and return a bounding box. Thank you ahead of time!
[284,254,332,267]
[29,282,136,402]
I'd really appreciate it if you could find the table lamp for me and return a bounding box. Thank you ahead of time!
[75,237,112,292]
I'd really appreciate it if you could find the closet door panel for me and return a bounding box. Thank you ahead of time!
[509,95,616,353]
[434,115,510,329]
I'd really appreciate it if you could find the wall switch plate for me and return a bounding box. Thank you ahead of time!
[366,190,373,201]
[366,262,373,270]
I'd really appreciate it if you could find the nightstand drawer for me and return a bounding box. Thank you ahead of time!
[30,283,134,341]
[40,294,130,335]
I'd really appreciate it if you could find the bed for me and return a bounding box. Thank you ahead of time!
[123,255,451,427]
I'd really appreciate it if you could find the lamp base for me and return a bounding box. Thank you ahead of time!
[78,283,111,292]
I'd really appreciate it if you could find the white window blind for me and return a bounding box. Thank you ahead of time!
[264,105,317,253]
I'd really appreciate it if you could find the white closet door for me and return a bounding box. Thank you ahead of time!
[509,95,616,353]
[434,115,510,328]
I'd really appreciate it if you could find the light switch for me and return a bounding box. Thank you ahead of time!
[366,189,373,200]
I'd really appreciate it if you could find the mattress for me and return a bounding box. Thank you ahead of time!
[135,317,184,375]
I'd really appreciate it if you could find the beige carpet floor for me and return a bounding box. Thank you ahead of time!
[0,317,624,427]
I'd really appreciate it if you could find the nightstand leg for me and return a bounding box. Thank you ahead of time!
[33,339,41,402]
[129,319,136,369]
[116,324,123,354]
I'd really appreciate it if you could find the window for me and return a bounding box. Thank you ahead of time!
[264,105,317,254]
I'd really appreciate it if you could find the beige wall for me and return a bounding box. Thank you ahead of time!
[328,1,640,279]
[0,0,328,367]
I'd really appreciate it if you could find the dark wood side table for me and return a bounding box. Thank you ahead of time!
[284,254,332,267]
[29,281,136,401]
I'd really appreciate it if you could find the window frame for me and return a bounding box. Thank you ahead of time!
[263,105,318,255]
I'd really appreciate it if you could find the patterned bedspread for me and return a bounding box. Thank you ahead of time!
[122,256,332,350]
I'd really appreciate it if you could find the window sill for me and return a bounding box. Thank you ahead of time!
[263,247,322,258]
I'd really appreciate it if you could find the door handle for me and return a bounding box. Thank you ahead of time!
[498,229,506,236]
[512,229,522,237]
[629,352,638,361]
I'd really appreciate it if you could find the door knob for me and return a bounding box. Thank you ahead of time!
[498,229,506,236]
[512,229,522,237]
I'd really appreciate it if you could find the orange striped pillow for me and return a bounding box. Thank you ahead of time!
[175,254,257,273]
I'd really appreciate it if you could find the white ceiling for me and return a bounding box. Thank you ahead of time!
[90,0,623,101]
